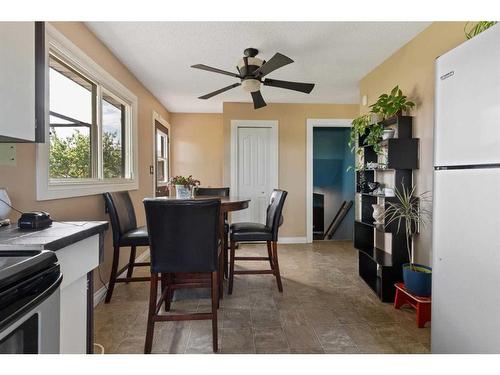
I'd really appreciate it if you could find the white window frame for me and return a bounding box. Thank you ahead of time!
[36,24,139,201]
[156,129,169,186]
[151,111,171,196]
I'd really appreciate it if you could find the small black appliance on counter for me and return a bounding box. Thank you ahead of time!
[18,212,52,230]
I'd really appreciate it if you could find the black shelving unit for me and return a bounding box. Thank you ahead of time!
[354,115,419,302]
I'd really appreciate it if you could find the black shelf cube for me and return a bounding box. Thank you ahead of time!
[353,115,418,303]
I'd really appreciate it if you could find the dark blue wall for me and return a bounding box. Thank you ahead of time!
[313,127,354,240]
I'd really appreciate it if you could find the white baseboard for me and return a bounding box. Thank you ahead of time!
[93,249,150,307]
[278,236,307,244]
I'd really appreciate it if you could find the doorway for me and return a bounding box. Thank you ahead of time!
[306,119,353,243]
[230,120,278,224]
[152,112,170,197]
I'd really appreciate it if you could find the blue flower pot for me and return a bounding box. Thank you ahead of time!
[402,263,432,297]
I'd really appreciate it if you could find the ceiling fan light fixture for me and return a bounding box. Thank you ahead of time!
[237,57,263,71]
[192,48,315,110]
[241,79,261,92]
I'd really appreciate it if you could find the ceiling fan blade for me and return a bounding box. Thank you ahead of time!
[253,53,294,77]
[191,64,241,78]
[251,90,267,109]
[263,78,315,94]
[199,83,241,99]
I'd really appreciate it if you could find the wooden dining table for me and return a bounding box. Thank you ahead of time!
[156,195,251,298]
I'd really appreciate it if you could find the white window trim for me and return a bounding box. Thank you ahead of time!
[36,24,139,201]
[152,111,171,196]
[156,130,169,185]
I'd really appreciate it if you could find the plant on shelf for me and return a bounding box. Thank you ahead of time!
[464,21,497,39]
[384,184,433,296]
[370,85,415,120]
[348,114,371,155]
[364,122,385,154]
[168,175,200,199]
[348,114,385,155]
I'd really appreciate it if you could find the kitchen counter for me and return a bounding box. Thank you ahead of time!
[0,221,109,354]
[0,221,108,252]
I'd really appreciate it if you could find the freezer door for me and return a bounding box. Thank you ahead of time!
[432,168,500,353]
[435,25,500,166]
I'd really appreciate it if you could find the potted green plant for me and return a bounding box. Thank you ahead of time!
[384,185,432,296]
[370,85,415,120]
[168,175,200,198]
[464,21,497,39]
[348,114,371,156]
[348,114,385,155]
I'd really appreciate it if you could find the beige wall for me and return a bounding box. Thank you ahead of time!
[359,22,467,265]
[0,22,170,291]
[222,102,359,238]
[170,113,223,187]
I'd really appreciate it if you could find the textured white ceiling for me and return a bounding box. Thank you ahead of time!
[85,22,430,113]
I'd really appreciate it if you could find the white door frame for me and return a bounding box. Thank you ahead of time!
[152,111,171,197]
[230,119,279,200]
[306,118,352,243]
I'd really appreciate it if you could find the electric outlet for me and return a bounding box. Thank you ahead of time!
[0,144,16,166]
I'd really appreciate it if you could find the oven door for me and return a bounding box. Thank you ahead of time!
[0,266,62,354]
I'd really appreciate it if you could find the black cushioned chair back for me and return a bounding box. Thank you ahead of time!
[194,187,230,197]
[265,189,288,241]
[103,191,138,246]
[143,199,220,273]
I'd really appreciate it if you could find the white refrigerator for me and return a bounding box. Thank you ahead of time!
[433,24,500,353]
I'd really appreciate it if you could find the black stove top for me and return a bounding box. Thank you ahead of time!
[0,250,61,332]
[0,251,58,292]
[0,255,32,270]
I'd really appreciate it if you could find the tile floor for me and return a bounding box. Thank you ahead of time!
[94,241,430,354]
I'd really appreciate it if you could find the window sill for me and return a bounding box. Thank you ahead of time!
[36,179,138,201]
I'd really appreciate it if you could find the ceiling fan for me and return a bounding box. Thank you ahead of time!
[191,48,315,109]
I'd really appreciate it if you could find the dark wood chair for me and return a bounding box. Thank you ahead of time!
[143,198,221,353]
[194,187,230,276]
[102,191,150,303]
[228,189,288,294]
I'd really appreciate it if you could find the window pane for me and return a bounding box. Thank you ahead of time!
[156,133,163,155]
[163,135,168,159]
[49,59,93,124]
[49,55,95,180]
[157,160,165,182]
[102,92,125,179]
[49,126,91,179]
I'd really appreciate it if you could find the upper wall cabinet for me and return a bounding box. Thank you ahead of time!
[0,22,45,143]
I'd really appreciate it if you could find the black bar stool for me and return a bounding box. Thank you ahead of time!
[143,198,221,353]
[194,187,230,276]
[228,189,288,294]
[102,191,150,303]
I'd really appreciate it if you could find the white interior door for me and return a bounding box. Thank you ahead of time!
[233,126,275,224]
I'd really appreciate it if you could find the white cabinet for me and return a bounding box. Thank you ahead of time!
[0,22,45,143]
